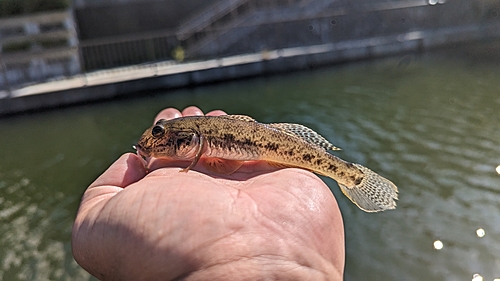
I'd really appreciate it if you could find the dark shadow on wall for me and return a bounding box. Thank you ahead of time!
[74,0,218,40]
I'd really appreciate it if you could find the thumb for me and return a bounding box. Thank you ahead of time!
[90,153,147,189]
[72,153,147,264]
[75,153,147,226]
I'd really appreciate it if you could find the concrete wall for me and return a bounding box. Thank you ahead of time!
[193,0,500,57]
[74,0,218,40]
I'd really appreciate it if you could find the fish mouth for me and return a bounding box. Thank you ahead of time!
[134,144,151,160]
[134,144,155,169]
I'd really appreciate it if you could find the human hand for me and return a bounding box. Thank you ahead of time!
[72,106,345,280]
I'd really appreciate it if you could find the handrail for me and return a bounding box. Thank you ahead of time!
[0,10,69,28]
[0,30,72,45]
[1,47,78,64]
[176,0,249,39]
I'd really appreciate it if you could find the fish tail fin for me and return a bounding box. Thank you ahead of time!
[338,164,398,212]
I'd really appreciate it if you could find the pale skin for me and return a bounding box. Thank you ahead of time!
[71,106,345,281]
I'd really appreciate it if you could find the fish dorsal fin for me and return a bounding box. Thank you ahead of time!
[268,123,341,151]
[223,115,256,122]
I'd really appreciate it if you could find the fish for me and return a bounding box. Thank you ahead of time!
[135,115,398,212]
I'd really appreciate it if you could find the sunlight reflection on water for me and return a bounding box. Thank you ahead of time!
[472,274,483,281]
[433,240,443,250]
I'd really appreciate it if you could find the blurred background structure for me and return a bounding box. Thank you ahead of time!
[0,0,500,112]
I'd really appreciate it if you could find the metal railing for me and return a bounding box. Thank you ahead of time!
[79,31,178,71]
[75,0,302,72]
[77,0,320,71]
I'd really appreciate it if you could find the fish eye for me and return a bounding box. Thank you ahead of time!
[151,125,165,137]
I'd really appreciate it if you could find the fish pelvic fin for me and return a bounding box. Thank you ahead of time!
[339,164,398,212]
[203,158,243,175]
[267,161,316,173]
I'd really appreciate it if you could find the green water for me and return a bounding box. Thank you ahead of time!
[1,43,500,280]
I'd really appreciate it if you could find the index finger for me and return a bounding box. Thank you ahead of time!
[154,108,182,123]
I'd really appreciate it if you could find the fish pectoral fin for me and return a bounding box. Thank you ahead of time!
[203,158,243,175]
[180,133,205,173]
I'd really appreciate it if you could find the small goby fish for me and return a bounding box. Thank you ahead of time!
[135,115,398,212]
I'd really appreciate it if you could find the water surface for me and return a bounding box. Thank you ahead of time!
[1,43,500,280]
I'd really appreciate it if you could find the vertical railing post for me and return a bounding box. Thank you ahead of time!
[0,55,12,97]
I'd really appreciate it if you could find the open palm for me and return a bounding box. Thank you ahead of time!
[72,106,344,281]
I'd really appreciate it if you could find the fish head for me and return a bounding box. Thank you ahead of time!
[135,118,201,161]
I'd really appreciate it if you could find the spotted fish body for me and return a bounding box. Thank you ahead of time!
[135,115,398,212]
